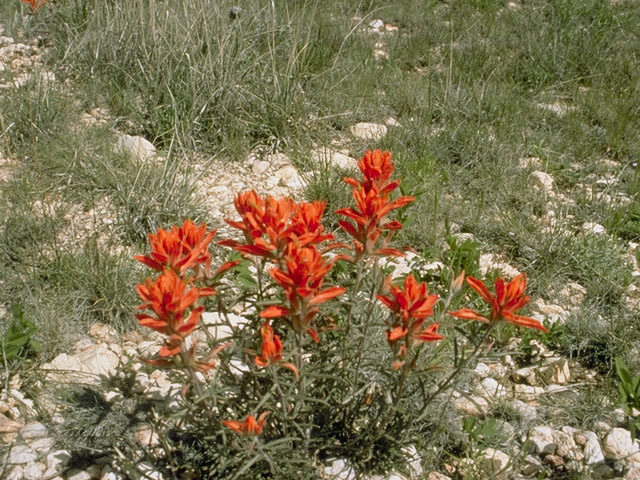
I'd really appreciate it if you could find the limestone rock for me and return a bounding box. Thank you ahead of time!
[67,469,92,480]
[88,323,118,343]
[526,426,556,455]
[582,222,606,235]
[538,358,571,385]
[115,134,156,161]
[41,344,119,384]
[529,170,554,195]
[582,430,605,465]
[0,412,24,434]
[324,458,356,479]
[7,445,37,464]
[426,473,452,480]
[201,312,249,341]
[452,395,489,415]
[349,122,387,141]
[603,428,640,462]
[21,421,47,440]
[478,253,520,278]
[274,164,304,189]
[481,448,511,479]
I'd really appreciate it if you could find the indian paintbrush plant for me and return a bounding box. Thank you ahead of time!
[126,150,548,478]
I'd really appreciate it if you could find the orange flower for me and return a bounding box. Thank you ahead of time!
[135,269,215,356]
[222,412,269,436]
[378,274,442,344]
[135,220,216,275]
[21,0,46,12]
[222,192,333,258]
[337,151,414,260]
[259,243,345,342]
[449,274,548,332]
[254,322,298,377]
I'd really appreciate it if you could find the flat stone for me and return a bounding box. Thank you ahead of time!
[582,430,605,465]
[582,222,606,235]
[0,412,24,433]
[41,345,119,384]
[21,421,47,440]
[349,122,387,141]
[29,436,54,453]
[452,395,489,415]
[67,469,92,480]
[481,448,510,479]
[603,428,640,462]
[88,323,118,343]
[7,445,37,464]
[538,358,571,385]
[22,462,46,480]
[526,426,556,455]
[46,449,72,472]
[252,160,270,175]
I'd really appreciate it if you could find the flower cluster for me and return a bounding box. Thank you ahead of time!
[223,191,345,343]
[378,274,443,370]
[135,220,232,371]
[450,274,548,332]
[21,0,46,12]
[337,150,415,261]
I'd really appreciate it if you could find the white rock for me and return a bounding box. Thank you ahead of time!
[452,395,489,415]
[250,160,270,175]
[41,344,119,384]
[481,448,510,479]
[512,367,538,385]
[402,445,423,478]
[201,312,249,340]
[134,424,159,446]
[88,323,118,343]
[133,462,164,480]
[426,473,452,480]
[385,117,401,127]
[275,164,304,189]
[22,462,46,480]
[582,430,605,465]
[21,421,47,440]
[101,465,125,480]
[29,436,54,453]
[513,384,544,401]
[67,469,92,480]
[8,445,37,464]
[526,426,556,455]
[557,282,587,306]
[474,362,490,378]
[603,428,640,462]
[478,253,520,278]
[537,102,575,116]
[582,222,606,235]
[115,134,156,161]
[529,170,554,195]
[553,429,580,459]
[538,358,571,385]
[324,458,356,479]
[46,449,72,472]
[5,466,24,480]
[474,377,506,400]
[0,412,24,433]
[374,49,388,60]
[349,122,387,141]
[368,19,385,32]
[507,399,537,420]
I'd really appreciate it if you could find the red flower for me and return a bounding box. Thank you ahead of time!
[449,274,548,332]
[135,220,216,275]
[222,192,333,258]
[254,322,298,377]
[21,0,46,12]
[378,274,442,344]
[259,243,345,342]
[222,412,270,436]
[135,269,215,356]
[337,151,414,260]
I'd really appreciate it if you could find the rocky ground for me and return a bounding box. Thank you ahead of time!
[2,15,640,480]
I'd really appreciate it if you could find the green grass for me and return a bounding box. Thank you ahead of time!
[1,0,640,476]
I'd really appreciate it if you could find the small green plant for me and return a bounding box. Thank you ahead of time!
[1,304,41,363]
[615,357,640,437]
